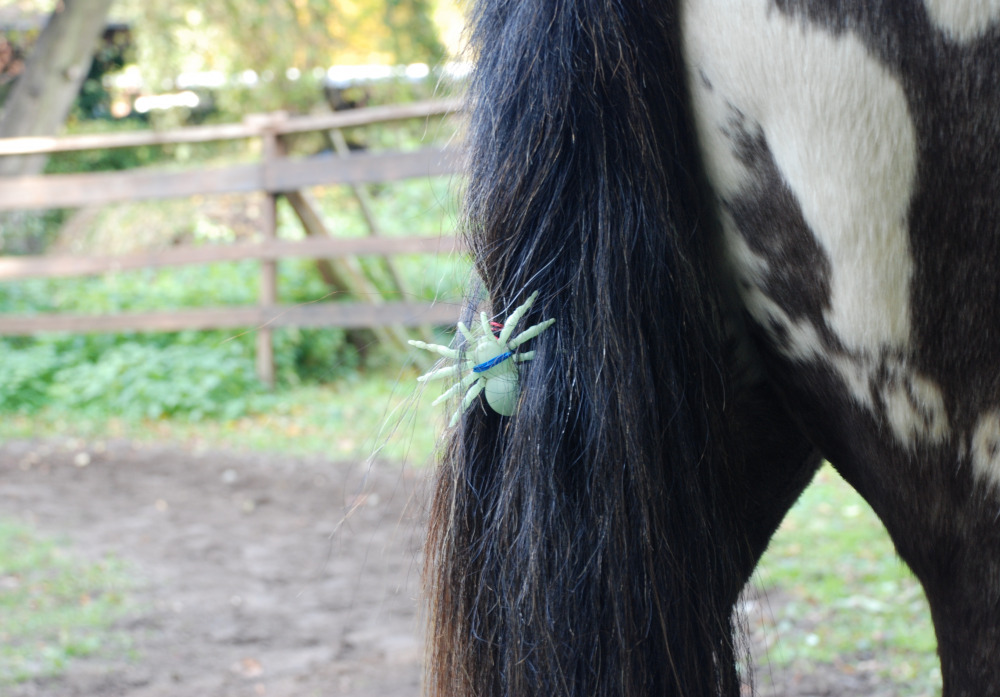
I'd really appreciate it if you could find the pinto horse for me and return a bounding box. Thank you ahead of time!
[424,2,1000,695]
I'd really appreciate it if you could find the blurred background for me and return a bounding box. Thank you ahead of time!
[0,0,468,449]
[0,1,940,695]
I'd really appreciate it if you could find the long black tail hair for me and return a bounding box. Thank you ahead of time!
[425,0,755,694]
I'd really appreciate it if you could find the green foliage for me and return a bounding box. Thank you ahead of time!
[71,25,132,121]
[45,116,256,175]
[0,210,69,255]
[0,256,368,419]
[0,336,263,420]
[214,74,330,121]
[0,369,447,464]
[0,520,132,685]
[115,0,448,117]
[758,466,940,694]
[50,342,261,420]
[383,0,448,64]
[0,343,65,412]
[45,143,168,174]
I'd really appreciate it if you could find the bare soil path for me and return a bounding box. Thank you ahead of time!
[0,438,912,696]
[1,439,425,697]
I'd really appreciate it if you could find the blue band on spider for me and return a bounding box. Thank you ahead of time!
[473,352,513,373]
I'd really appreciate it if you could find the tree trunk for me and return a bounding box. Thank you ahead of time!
[0,0,116,177]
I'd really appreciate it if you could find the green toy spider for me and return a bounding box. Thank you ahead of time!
[410,291,555,427]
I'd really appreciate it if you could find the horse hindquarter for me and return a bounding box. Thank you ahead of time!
[682,2,1000,693]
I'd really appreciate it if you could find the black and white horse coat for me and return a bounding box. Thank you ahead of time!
[425,2,1000,696]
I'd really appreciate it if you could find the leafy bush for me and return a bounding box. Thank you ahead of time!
[49,342,262,420]
[0,211,69,256]
[0,344,67,412]
[273,327,358,385]
[0,257,365,417]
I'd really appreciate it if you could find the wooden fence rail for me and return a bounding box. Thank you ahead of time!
[0,302,463,335]
[0,147,459,210]
[0,99,466,385]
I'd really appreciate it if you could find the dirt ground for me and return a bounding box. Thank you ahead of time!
[0,438,909,696]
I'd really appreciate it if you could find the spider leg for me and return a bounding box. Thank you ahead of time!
[512,351,535,362]
[431,371,478,405]
[457,321,475,345]
[416,364,463,383]
[479,311,493,338]
[450,379,486,427]
[498,290,538,345]
[409,339,459,360]
[508,317,555,350]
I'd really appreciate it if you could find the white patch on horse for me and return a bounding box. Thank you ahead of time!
[682,0,917,355]
[680,0,952,440]
[881,364,950,447]
[972,410,1000,488]
[923,0,1000,42]
[829,354,875,410]
[683,79,754,194]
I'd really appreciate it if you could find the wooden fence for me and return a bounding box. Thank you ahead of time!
[0,99,466,385]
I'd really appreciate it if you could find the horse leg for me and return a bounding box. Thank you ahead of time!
[910,514,1000,697]
[822,426,1000,696]
[741,352,1000,697]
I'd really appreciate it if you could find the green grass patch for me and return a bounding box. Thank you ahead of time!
[756,465,940,693]
[0,367,448,465]
[0,521,133,685]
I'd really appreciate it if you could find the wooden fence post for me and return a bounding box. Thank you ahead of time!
[256,119,284,388]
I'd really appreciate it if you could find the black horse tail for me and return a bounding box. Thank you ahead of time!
[425,0,754,695]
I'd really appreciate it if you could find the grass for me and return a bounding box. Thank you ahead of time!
[756,465,941,694]
[0,521,133,686]
[0,366,449,465]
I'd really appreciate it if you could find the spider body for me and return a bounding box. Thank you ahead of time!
[473,353,512,373]
[410,291,555,426]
